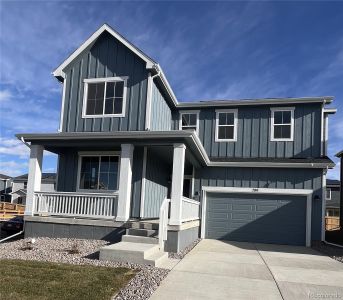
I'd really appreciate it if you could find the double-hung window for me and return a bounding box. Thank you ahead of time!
[179,111,199,134]
[78,153,119,191]
[82,77,127,118]
[271,108,294,141]
[215,109,238,142]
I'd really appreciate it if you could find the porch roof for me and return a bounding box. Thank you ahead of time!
[16,131,209,166]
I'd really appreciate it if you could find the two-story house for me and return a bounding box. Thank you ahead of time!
[17,24,336,255]
[10,173,56,205]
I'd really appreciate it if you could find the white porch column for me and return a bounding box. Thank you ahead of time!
[169,143,186,225]
[116,144,134,221]
[25,145,44,216]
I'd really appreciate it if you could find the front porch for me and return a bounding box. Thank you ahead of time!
[21,131,203,250]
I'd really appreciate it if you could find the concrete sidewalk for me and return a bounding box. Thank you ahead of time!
[150,239,343,300]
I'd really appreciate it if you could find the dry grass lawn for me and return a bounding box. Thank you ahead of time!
[0,259,136,300]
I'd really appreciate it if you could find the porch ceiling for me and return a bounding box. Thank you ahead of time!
[16,131,208,166]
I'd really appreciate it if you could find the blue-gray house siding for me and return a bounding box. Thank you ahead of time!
[176,103,322,159]
[150,82,172,131]
[61,31,148,133]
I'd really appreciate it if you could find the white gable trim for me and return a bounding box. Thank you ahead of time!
[53,24,156,78]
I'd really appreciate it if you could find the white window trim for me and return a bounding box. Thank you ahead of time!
[76,151,121,193]
[326,188,332,200]
[82,76,128,119]
[215,109,238,142]
[179,110,200,135]
[270,107,295,142]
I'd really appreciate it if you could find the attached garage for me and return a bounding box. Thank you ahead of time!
[201,187,313,246]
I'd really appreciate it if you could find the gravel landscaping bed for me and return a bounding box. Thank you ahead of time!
[312,241,343,263]
[0,237,169,300]
[168,238,201,259]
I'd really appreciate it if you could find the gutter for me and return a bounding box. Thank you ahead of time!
[20,137,31,148]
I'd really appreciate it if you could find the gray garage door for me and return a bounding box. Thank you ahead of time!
[205,192,307,246]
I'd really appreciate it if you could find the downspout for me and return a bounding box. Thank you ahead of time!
[20,137,31,149]
[0,230,24,243]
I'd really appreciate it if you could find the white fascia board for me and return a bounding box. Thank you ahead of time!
[207,161,335,169]
[154,64,178,106]
[323,108,337,114]
[177,97,334,108]
[53,24,156,79]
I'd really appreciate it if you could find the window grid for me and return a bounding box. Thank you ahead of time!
[179,111,199,134]
[78,155,119,191]
[215,110,237,142]
[271,108,294,141]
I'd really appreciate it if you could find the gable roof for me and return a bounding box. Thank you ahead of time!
[327,179,340,186]
[13,173,56,182]
[0,174,11,180]
[52,23,334,109]
[53,23,157,79]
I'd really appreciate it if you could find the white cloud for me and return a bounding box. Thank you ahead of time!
[0,160,28,177]
[0,137,30,158]
[0,90,13,102]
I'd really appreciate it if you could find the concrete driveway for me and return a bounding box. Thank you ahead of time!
[150,239,343,300]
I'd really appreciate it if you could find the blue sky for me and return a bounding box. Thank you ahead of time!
[0,1,342,179]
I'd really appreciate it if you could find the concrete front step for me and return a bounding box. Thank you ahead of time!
[122,235,159,244]
[127,221,159,230]
[99,241,167,267]
[127,228,158,237]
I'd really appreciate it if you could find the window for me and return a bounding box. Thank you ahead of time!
[271,108,294,141]
[23,182,27,189]
[82,77,127,118]
[326,208,340,217]
[179,111,199,134]
[326,188,332,200]
[215,109,238,142]
[78,154,119,191]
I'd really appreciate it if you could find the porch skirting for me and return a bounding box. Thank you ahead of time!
[24,216,126,242]
[165,224,200,253]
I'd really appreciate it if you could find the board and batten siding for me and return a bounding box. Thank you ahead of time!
[143,149,170,218]
[61,31,148,133]
[175,103,321,158]
[150,82,172,131]
[130,147,144,218]
[195,167,323,240]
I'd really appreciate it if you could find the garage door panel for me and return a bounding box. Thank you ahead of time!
[205,192,306,246]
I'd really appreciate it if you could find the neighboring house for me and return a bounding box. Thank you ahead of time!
[336,150,343,226]
[325,179,340,217]
[16,24,337,252]
[11,173,56,205]
[0,174,12,202]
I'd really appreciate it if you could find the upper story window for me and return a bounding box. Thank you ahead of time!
[215,109,238,142]
[270,108,294,141]
[77,152,119,191]
[326,188,331,200]
[82,77,128,118]
[179,111,199,134]
[23,181,27,189]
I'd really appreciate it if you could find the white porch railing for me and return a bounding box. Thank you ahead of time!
[158,198,170,250]
[181,197,200,222]
[34,191,119,219]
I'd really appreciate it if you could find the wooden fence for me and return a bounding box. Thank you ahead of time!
[325,216,340,231]
[0,202,25,220]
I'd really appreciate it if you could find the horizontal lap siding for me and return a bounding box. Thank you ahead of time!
[61,31,148,132]
[150,82,172,131]
[195,167,323,241]
[196,104,321,158]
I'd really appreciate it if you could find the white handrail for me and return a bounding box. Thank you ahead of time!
[181,197,200,222]
[158,198,170,251]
